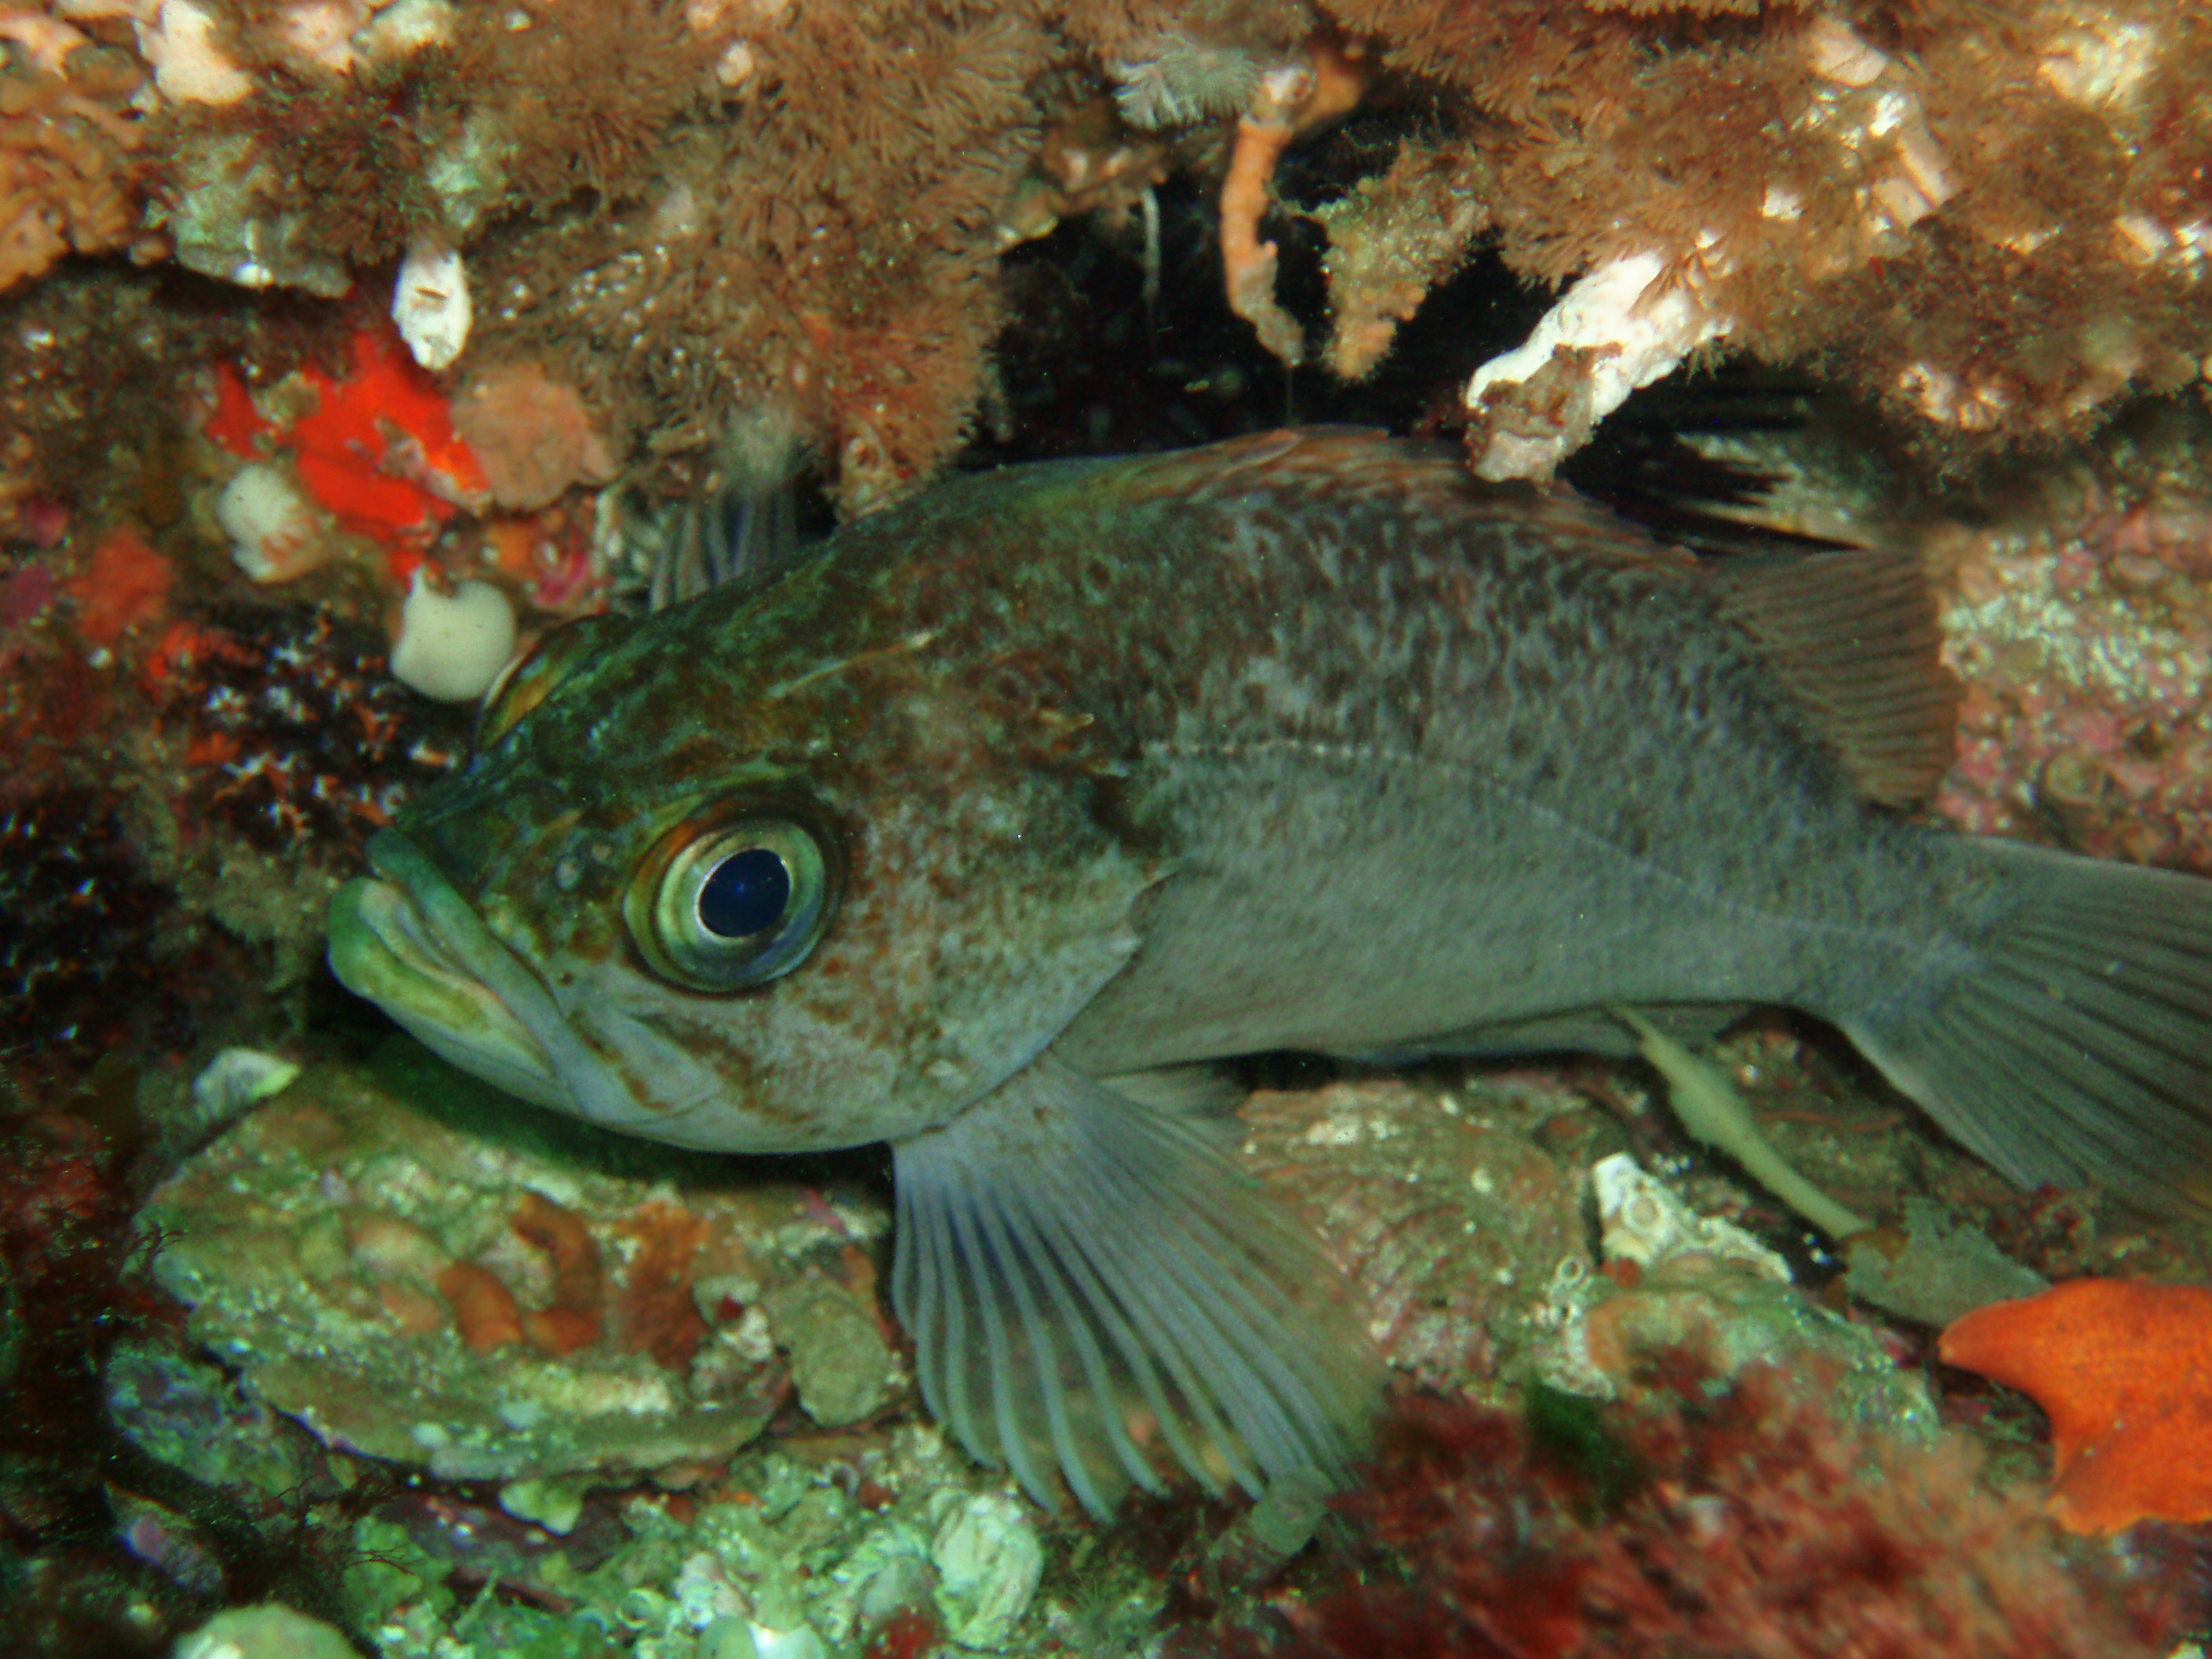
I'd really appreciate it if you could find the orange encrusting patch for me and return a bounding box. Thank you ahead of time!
[377,1280,451,1335]
[437,1261,526,1353]
[1939,1277,2212,1534]
[512,1190,605,1356]
[204,361,274,460]
[138,617,253,694]
[65,526,172,647]
[277,328,490,557]
[615,1202,710,1370]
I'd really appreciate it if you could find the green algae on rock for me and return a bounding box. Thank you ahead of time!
[763,1277,898,1430]
[172,1602,359,1659]
[103,1339,310,1504]
[136,1042,894,1484]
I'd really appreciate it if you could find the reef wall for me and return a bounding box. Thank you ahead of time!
[5,6,2212,1654]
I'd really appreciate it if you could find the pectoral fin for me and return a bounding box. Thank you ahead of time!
[1096,1061,1248,1129]
[890,1052,1379,1516]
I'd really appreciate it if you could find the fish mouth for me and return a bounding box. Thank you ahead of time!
[331,829,799,1150]
[330,829,693,1132]
[328,830,576,1113]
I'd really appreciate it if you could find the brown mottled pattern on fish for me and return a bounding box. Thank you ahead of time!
[331,429,2212,1516]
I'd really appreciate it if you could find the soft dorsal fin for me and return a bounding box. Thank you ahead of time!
[1706,547,1960,806]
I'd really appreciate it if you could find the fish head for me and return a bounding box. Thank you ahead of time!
[328,560,1161,1154]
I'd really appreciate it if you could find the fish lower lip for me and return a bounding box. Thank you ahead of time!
[328,881,568,1110]
[328,832,569,1110]
[333,830,753,1143]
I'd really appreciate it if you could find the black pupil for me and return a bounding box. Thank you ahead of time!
[696,848,792,939]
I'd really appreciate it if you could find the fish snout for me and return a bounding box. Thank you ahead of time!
[327,852,572,1112]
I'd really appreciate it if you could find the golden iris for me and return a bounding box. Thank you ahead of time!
[624,811,833,991]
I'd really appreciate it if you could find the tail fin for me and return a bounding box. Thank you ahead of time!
[1843,838,2212,1214]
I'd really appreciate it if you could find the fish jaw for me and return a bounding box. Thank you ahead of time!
[328,828,752,1147]
[328,871,569,1112]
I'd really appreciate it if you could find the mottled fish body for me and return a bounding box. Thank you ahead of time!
[330,430,2212,1514]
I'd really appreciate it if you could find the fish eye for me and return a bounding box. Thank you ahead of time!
[697,848,789,939]
[624,815,833,992]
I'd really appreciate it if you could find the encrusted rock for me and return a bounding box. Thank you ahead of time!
[156,130,353,296]
[104,1339,308,1501]
[930,1490,1042,1650]
[764,1276,895,1429]
[496,1473,589,1536]
[1592,1152,1792,1280]
[172,1603,357,1659]
[1844,1196,2051,1328]
[1240,1073,1591,1397]
[137,1042,893,1483]
[1541,1155,1936,1441]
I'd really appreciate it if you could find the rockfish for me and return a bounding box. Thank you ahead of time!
[328,430,2212,1514]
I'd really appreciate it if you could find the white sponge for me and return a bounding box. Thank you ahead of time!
[389,573,516,702]
[216,462,331,582]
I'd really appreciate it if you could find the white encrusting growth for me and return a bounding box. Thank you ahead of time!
[1799,17,1956,236]
[1895,361,2014,431]
[280,0,369,72]
[357,0,457,61]
[1591,1153,1794,1281]
[1462,250,1732,482]
[928,1493,1043,1649]
[191,1046,302,1117]
[217,460,332,582]
[389,573,517,702]
[135,0,255,104]
[2038,18,2159,111]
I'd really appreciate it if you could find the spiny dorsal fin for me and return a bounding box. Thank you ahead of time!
[1707,547,1960,807]
[1096,430,1958,804]
[1122,428,1697,573]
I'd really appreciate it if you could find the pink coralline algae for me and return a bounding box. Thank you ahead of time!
[1928,419,2212,873]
